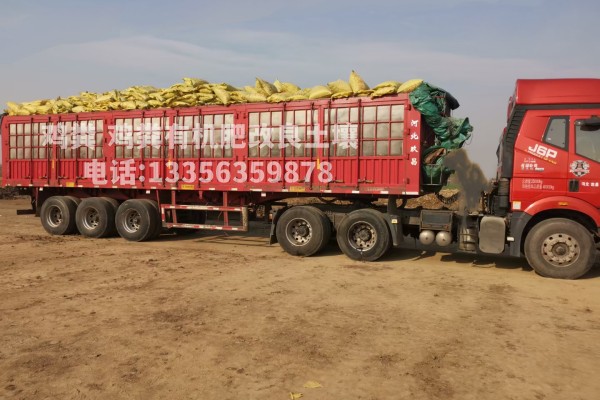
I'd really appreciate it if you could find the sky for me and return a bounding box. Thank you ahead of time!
[1,0,598,178]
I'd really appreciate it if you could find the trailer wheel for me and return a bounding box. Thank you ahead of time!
[116,199,160,242]
[276,206,331,256]
[64,196,82,207]
[337,209,390,261]
[139,199,163,240]
[524,218,596,279]
[75,197,117,238]
[40,196,78,235]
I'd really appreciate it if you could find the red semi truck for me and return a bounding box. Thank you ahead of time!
[2,78,600,279]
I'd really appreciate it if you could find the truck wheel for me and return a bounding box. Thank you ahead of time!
[337,209,390,261]
[276,206,331,256]
[116,199,160,242]
[75,197,117,238]
[64,196,81,207]
[139,199,163,240]
[524,218,596,279]
[40,196,78,235]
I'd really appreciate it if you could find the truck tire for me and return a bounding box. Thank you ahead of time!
[40,196,78,235]
[64,196,81,207]
[116,199,160,242]
[139,199,163,240]
[276,206,331,256]
[336,209,390,261]
[75,197,117,238]
[524,218,596,279]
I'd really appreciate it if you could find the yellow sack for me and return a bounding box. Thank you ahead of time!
[328,79,352,94]
[267,92,292,103]
[287,93,309,101]
[161,91,178,99]
[95,93,116,103]
[255,77,278,96]
[397,79,424,93]
[197,94,216,102]
[23,104,41,114]
[309,85,332,99]
[6,101,20,115]
[374,80,401,90]
[90,105,109,112]
[212,83,238,92]
[331,91,353,99]
[212,87,231,105]
[183,77,208,87]
[121,101,137,110]
[147,100,163,108]
[356,89,373,97]
[229,91,248,103]
[148,92,164,101]
[35,104,53,114]
[371,86,398,98]
[280,81,301,93]
[239,91,267,102]
[349,70,369,93]
[273,80,284,93]
[72,106,87,113]
[177,85,197,94]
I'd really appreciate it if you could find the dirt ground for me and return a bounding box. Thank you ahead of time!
[1,199,600,400]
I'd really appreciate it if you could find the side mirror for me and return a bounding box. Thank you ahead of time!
[576,117,600,127]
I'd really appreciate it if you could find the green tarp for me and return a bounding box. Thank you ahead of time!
[409,83,473,191]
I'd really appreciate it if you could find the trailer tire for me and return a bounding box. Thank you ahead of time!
[337,209,390,261]
[276,206,331,256]
[75,197,118,238]
[116,199,160,242]
[64,196,81,207]
[139,199,162,240]
[40,196,78,235]
[524,218,596,279]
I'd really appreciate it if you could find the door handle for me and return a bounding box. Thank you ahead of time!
[568,179,579,192]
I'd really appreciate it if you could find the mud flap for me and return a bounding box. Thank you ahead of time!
[383,214,403,247]
[269,206,290,245]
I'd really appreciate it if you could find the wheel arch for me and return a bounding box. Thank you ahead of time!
[523,196,600,228]
[520,208,599,257]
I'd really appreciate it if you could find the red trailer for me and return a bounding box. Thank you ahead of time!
[3,79,600,279]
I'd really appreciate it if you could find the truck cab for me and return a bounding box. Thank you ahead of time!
[497,79,600,278]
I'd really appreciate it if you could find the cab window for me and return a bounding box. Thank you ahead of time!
[576,121,600,162]
[543,117,568,149]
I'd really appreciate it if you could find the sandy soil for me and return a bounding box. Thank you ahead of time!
[1,198,600,400]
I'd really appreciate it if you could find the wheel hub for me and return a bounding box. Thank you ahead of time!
[295,225,309,237]
[349,222,377,250]
[124,210,142,233]
[542,234,579,266]
[47,206,63,228]
[357,228,372,241]
[83,208,100,229]
[287,219,312,245]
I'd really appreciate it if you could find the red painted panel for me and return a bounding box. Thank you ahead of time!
[2,95,423,196]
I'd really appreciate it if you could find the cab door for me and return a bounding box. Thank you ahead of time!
[568,115,600,207]
[512,112,569,204]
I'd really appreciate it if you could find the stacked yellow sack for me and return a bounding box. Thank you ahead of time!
[4,72,424,116]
